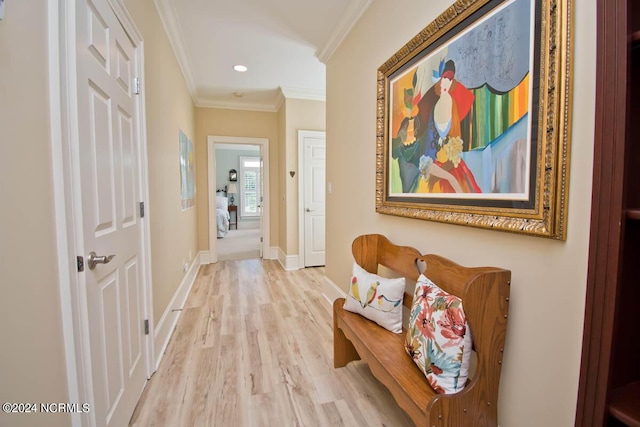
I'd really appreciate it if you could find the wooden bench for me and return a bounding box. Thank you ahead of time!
[333,234,511,426]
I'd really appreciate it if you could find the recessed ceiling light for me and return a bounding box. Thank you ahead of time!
[233,65,248,72]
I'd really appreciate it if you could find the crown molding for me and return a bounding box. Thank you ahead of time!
[196,99,280,113]
[274,89,286,112]
[315,0,372,64]
[153,0,198,103]
[280,86,326,102]
[196,86,325,113]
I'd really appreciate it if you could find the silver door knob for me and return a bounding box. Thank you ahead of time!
[306,208,314,212]
[87,251,115,270]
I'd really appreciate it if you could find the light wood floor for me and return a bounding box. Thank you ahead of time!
[130,259,413,426]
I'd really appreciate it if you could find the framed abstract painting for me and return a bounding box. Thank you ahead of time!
[179,129,196,210]
[375,0,573,239]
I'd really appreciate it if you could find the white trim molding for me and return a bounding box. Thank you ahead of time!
[195,85,326,113]
[153,251,204,369]
[197,98,280,112]
[153,0,198,104]
[280,86,326,102]
[277,248,300,271]
[49,2,83,425]
[315,0,373,64]
[322,276,346,306]
[274,89,286,112]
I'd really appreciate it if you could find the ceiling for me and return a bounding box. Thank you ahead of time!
[154,0,372,112]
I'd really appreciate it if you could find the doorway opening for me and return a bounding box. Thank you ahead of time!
[207,136,270,263]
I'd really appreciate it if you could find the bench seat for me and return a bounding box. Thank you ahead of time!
[333,234,511,427]
[334,298,436,425]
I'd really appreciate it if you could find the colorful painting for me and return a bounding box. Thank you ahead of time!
[180,130,195,210]
[376,0,573,239]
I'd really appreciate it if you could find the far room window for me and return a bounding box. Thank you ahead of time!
[240,156,261,217]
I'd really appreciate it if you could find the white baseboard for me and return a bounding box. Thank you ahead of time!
[153,251,203,370]
[277,248,300,271]
[322,276,346,306]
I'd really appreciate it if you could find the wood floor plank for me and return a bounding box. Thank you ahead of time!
[334,398,369,427]
[200,295,223,349]
[131,259,414,426]
[317,401,343,426]
[184,346,220,426]
[279,363,317,426]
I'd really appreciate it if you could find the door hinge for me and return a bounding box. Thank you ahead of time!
[77,256,84,272]
[144,319,149,335]
[139,201,145,218]
[134,77,141,95]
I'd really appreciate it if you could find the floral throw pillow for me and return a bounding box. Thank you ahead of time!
[405,274,472,394]
[343,262,405,334]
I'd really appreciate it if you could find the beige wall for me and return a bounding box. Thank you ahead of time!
[326,1,596,426]
[125,0,198,325]
[281,98,326,254]
[0,1,71,426]
[195,108,280,251]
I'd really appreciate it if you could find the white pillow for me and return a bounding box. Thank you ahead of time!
[215,195,228,210]
[343,262,405,333]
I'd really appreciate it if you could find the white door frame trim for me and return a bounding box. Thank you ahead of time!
[297,130,326,269]
[50,1,153,425]
[208,136,271,263]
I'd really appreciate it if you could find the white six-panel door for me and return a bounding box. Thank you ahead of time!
[76,0,147,425]
[301,131,326,267]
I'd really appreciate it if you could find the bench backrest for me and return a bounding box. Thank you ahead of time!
[352,233,422,307]
[352,234,511,398]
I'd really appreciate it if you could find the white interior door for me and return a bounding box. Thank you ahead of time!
[301,131,326,267]
[76,0,148,425]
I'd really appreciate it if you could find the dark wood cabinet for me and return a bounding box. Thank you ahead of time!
[606,8,640,425]
[605,20,640,426]
[576,2,640,426]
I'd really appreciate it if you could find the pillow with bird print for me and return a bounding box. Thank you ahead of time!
[343,262,405,334]
[404,274,472,394]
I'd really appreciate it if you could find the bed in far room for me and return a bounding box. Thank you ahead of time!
[216,194,230,238]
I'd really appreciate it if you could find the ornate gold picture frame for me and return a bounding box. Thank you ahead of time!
[376,0,572,239]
